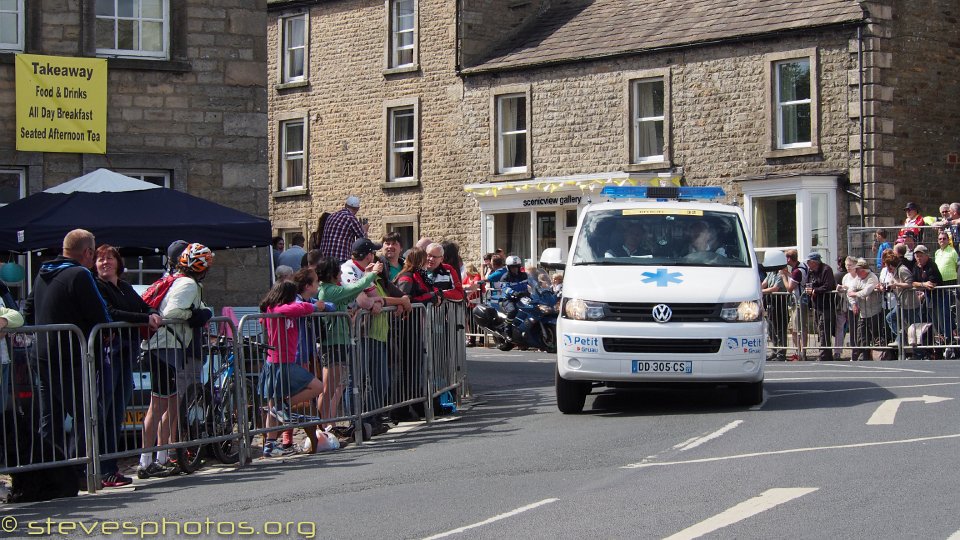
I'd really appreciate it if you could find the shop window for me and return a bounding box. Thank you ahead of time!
[488,212,531,261]
[0,0,24,52]
[280,13,308,84]
[537,211,556,258]
[752,194,797,248]
[95,0,169,59]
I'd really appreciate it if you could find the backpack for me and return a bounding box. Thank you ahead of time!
[139,274,184,338]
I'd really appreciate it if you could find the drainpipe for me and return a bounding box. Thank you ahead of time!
[857,25,866,228]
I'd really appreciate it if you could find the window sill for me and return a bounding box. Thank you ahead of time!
[489,172,532,182]
[383,65,420,77]
[99,56,192,72]
[381,179,420,189]
[624,161,672,173]
[272,188,309,199]
[276,80,310,91]
[765,146,819,159]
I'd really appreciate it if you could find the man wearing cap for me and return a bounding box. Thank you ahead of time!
[803,253,837,362]
[899,202,925,244]
[320,196,369,263]
[846,258,884,360]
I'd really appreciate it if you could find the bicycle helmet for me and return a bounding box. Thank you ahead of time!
[179,243,214,273]
[505,255,522,267]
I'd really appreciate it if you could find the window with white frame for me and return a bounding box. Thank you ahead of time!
[743,175,838,265]
[0,0,24,52]
[496,93,528,174]
[632,77,666,163]
[280,119,305,190]
[281,14,307,83]
[0,168,25,206]
[388,106,416,181]
[116,169,171,188]
[389,0,415,68]
[95,0,168,58]
[774,58,811,148]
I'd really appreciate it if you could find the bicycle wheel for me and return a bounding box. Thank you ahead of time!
[177,382,210,472]
[211,378,254,464]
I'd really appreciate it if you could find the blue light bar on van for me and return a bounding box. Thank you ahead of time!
[600,186,726,201]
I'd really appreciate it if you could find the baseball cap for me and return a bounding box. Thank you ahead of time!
[166,239,189,263]
[913,244,929,255]
[855,258,870,269]
[904,202,919,211]
[345,195,361,209]
[352,238,382,258]
[805,253,822,263]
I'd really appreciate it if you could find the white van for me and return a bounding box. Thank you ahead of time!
[555,186,784,413]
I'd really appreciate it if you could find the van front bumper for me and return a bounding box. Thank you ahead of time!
[556,319,765,383]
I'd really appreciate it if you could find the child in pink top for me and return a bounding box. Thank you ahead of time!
[257,280,322,457]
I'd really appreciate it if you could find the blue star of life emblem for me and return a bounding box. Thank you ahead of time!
[641,269,684,287]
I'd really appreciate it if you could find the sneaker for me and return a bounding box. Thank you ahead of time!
[136,462,173,480]
[280,443,301,456]
[262,443,284,458]
[102,473,133,488]
[162,459,185,475]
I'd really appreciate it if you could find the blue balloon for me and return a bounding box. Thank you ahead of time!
[0,263,25,284]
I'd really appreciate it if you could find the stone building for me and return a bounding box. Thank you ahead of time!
[267,0,960,266]
[0,0,270,306]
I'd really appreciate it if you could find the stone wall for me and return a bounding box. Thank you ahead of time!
[268,0,485,258]
[0,0,270,308]
[865,0,960,226]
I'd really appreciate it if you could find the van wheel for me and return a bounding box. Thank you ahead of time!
[735,381,763,406]
[556,367,588,414]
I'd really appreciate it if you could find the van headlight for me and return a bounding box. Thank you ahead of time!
[563,298,606,320]
[720,300,762,322]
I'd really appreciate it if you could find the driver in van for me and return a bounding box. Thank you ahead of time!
[604,221,651,258]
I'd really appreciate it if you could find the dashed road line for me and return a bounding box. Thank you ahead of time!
[421,498,559,539]
[622,433,960,469]
[673,420,744,452]
[663,488,818,540]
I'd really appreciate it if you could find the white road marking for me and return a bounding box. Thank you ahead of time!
[622,433,960,469]
[421,498,559,539]
[673,420,743,452]
[663,488,818,540]
[767,376,958,381]
[946,528,960,540]
[866,395,953,425]
[769,380,960,400]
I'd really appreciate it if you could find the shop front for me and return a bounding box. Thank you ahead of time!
[466,172,681,264]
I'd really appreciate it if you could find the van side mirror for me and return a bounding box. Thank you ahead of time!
[539,247,565,270]
[758,249,787,272]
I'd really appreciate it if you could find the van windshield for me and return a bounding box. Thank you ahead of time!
[571,208,751,267]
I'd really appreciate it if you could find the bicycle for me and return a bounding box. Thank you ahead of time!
[176,334,271,471]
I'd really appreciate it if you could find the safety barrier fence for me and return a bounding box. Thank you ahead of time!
[0,303,468,495]
[764,284,959,361]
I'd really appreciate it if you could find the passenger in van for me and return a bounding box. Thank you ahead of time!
[685,221,727,261]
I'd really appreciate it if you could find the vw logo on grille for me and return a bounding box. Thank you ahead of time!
[651,304,673,323]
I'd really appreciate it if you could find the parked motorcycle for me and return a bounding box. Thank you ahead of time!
[472,280,558,353]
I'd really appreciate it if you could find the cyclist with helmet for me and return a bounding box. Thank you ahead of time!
[138,243,214,479]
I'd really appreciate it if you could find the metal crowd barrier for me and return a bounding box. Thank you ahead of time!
[763,284,959,361]
[2,304,468,496]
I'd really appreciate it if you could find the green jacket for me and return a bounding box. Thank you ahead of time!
[317,272,378,344]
